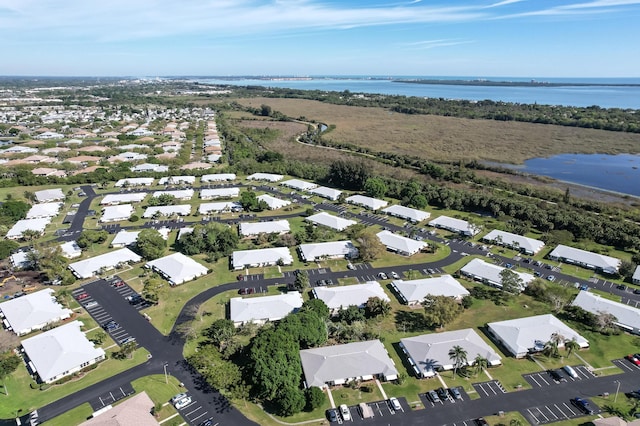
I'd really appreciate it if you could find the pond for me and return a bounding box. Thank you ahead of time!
[502,153,640,197]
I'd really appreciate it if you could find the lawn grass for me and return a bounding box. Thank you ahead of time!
[0,347,150,418]
[484,411,530,425]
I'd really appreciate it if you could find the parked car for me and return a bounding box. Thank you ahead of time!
[339,404,351,421]
[390,271,400,279]
[198,417,214,426]
[77,292,89,300]
[563,365,578,379]
[436,387,449,401]
[549,369,567,382]
[238,288,255,295]
[347,263,356,270]
[378,272,388,280]
[316,280,326,286]
[475,418,489,426]
[174,396,192,410]
[84,301,99,308]
[325,279,334,286]
[571,397,594,415]
[112,280,125,288]
[427,268,436,274]
[450,387,462,400]
[546,275,556,282]
[171,393,188,404]
[236,274,244,281]
[617,284,628,291]
[103,320,119,331]
[634,289,640,295]
[326,409,338,422]
[389,397,401,411]
[427,390,441,403]
[627,354,640,366]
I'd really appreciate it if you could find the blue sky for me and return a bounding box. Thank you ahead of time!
[1,0,638,77]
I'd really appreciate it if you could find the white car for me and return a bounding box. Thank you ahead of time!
[389,397,402,411]
[171,393,188,404]
[174,396,192,409]
[340,404,351,421]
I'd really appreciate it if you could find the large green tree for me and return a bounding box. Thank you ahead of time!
[136,228,166,260]
[364,177,387,198]
[422,295,462,328]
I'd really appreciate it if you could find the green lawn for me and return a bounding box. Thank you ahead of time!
[0,347,150,419]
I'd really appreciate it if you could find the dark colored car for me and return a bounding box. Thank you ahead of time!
[238,288,255,295]
[549,369,567,382]
[475,418,489,426]
[198,417,214,426]
[436,387,449,401]
[103,320,119,331]
[236,274,244,281]
[316,280,326,286]
[571,397,594,415]
[326,409,338,422]
[617,284,628,290]
[325,279,334,286]
[126,294,143,305]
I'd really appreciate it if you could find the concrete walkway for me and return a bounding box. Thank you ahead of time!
[483,368,494,380]
[436,373,448,388]
[375,379,388,399]
[325,387,336,408]
[159,413,181,424]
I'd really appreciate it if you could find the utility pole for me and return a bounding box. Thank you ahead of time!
[614,380,621,402]
[163,362,169,384]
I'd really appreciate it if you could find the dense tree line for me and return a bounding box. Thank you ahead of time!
[176,222,239,258]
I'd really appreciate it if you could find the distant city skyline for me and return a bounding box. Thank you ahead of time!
[1,0,638,77]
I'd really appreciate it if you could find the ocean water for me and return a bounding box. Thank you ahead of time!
[197,76,640,109]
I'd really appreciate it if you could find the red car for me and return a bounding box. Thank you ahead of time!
[112,281,125,288]
[626,354,640,366]
[236,274,244,281]
[77,293,89,300]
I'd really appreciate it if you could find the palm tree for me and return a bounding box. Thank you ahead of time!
[474,355,489,377]
[449,345,468,377]
[565,338,580,357]
[545,332,565,358]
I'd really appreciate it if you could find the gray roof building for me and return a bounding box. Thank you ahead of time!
[400,329,502,377]
[573,290,640,335]
[460,258,534,289]
[376,230,427,256]
[482,230,545,255]
[548,244,621,274]
[306,212,356,231]
[300,340,398,388]
[345,195,388,210]
[146,252,209,285]
[381,205,430,223]
[312,281,390,314]
[69,248,142,279]
[230,292,303,326]
[299,240,358,262]
[428,215,479,236]
[391,275,470,305]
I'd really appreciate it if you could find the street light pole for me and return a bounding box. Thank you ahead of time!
[614,380,621,402]
[163,363,169,384]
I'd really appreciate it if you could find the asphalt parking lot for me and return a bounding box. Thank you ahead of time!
[89,383,135,411]
[472,380,506,397]
[174,393,213,426]
[613,357,640,372]
[328,398,408,423]
[419,387,469,408]
[524,365,595,388]
[523,398,600,425]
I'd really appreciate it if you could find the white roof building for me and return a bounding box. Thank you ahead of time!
[69,248,142,279]
[400,329,502,378]
[158,176,196,185]
[256,194,291,210]
[300,340,398,388]
[309,186,343,201]
[246,173,283,182]
[0,288,73,336]
[10,251,31,269]
[345,195,388,210]
[230,292,304,326]
[34,188,65,203]
[131,163,169,173]
[460,258,534,289]
[232,247,293,270]
[26,202,63,219]
[143,205,191,218]
[391,275,470,305]
[201,173,236,182]
[6,218,51,239]
[634,266,640,285]
[381,205,430,223]
[112,152,147,162]
[487,314,589,358]
[312,281,390,314]
[101,193,147,205]
[429,215,479,236]
[115,178,154,187]
[281,179,318,191]
[299,241,358,262]
[573,290,640,335]
[110,230,140,248]
[239,220,290,237]
[306,212,356,231]
[60,241,82,259]
[201,187,240,200]
[146,252,209,285]
[376,230,427,256]
[177,227,194,240]
[482,230,545,255]
[21,320,106,383]
[101,204,134,222]
[199,202,242,214]
[548,244,621,274]
[152,189,194,201]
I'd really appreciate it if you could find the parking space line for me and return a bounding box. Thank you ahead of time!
[535,407,549,422]
[545,406,558,420]
[538,374,550,385]
[562,402,577,416]
[526,409,540,424]
[616,360,633,371]
[554,404,569,419]
[528,375,541,387]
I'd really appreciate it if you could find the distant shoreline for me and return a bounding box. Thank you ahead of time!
[394,79,640,88]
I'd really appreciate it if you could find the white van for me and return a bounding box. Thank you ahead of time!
[563,365,578,379]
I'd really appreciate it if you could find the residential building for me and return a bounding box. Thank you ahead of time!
[145,253,209,286]
[312,281,390,315]
[101,204,134,222]
[79,392,159,426]
[482,230,545,255]
[281,179,318,191]
[381,205,430,223]
[143,205,191,218]
[309,186,342,201]
[232,247,293,270]
[200,187,240,200]
[239,220,290,237]
[345,195,388,210]
[34,188,65,203]
[0,289,73,336]
[101,193,147,205]
[299,241,358,262]
[460,258,534,289]
[199,202,242,214]
[376,230,427,256]
[306,212,356,231]
[256,194,291,210]
[6,218,51,239]
[152,189,194,201]
[548,244,621,274]
[391,275,470,305]
[246,173,283,182]
[428,215,479,236]
[230,292,304,326]
[201,173,236,182]
[69,248,142,279]
[573,291,640,335]
[115,178,154,187]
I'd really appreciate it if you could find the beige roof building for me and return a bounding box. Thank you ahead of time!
[79,392,160,426]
